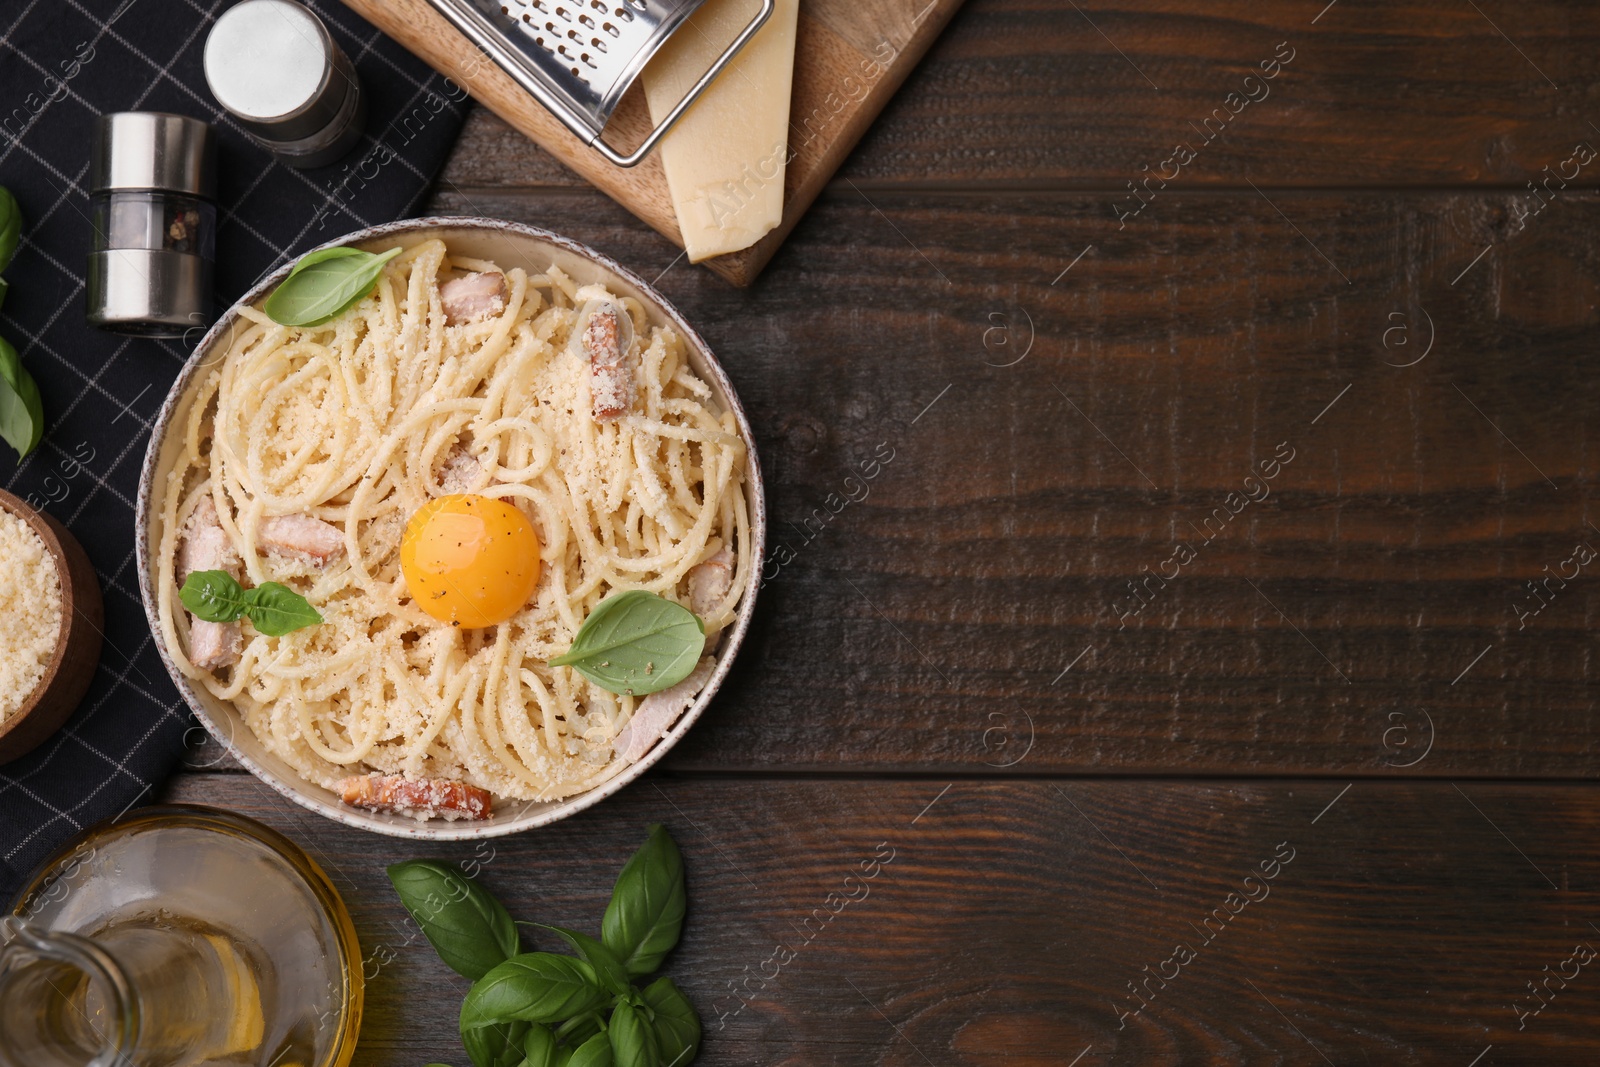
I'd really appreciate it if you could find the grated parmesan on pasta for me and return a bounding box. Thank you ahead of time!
[0,507,63,723]
[154,239,749,805]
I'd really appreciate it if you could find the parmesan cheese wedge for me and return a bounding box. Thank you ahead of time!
[640,0,800,262]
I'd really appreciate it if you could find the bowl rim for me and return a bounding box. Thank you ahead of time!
[134,216,765,840]
[0,486,78,741]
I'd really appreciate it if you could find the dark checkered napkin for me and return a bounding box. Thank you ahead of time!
[0,0,467,901]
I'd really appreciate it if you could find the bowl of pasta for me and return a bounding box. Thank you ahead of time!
[135,218,764,839]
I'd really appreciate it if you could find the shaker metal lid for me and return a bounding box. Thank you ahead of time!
[204,0,350,144]
[90,112,216,196]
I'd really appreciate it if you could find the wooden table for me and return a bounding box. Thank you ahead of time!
[168,1,1600,1062]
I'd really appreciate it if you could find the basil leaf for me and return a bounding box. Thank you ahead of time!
[554,1012,603,1049]
[388,860,520,981]
[601,825,686,977]
[0,334,43,461]
[639,978,699,1067]
[179,569,251,622]
[523,1023,560,1067]
[241,581,323,635]
[461,953,609,1029]
[0,186,19,274]
[177,570,322,635]
[534,925,630,996]
[283,245,368,279]
[550,591,705,696]
[462,1020,529,1067]
[264,245,401,327]
[607,1000,658,1067]
[567,1033,613,1067]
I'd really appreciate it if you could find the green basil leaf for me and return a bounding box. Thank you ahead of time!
[240,581,323,635]
[0,186,20,274]
[523,1023,561,1067]
[264,245,401,327]
[549,591,704,697]
[566,1033,613,1067]
[179,571,321,635]
[533,925,630,996]
[601,825,686,977]
[179,569,251,623]
[388,860,520,981]
[462,1020,529,1067]
[0,334,43,460]
[283,245,369,279]
[553,1012,603,1049]
[607,1000,658,1067]
[639,978,699,1067]
[461,953,609,1029]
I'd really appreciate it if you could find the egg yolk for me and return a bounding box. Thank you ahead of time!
[401,495,541,628]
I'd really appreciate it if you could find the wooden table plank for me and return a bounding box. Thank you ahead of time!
[160,772,1600,1065]
[436,0,1600,192]
[413,181,1600,778]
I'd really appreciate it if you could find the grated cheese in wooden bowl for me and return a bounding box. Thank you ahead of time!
[0,505,63,723]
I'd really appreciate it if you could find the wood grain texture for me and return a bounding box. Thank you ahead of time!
[436,0,1600,192]
[338,0,964,284]
[159,773,1600,1065]
[405,180,1600,778]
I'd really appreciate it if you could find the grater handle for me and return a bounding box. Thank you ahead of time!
[593,0,777,167]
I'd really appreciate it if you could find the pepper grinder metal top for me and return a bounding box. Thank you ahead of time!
[204,0,366,169]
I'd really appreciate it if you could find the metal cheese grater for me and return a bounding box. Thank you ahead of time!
[424,0,775,166]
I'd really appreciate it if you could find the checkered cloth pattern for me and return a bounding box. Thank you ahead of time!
[0,0,467,902]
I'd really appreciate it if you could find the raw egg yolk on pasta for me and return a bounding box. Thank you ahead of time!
[401,495,541,628]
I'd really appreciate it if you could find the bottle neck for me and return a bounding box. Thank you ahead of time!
[0,917,138,1067]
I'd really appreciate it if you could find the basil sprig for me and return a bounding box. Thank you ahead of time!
[263,245,402,327]
[0,187,44,462]
[550,591,705,696]
[178,569,322,636]
[395,826,701,1067]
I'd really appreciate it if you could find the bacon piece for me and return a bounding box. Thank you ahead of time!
[440,271,507,326]
[613,658,715,763]
[437,444,485,495]
[686,548,735,617]
[177,496,241,580]
[258,513,345,565]
[178,496,243,671]
[583,306,633,422]
[188,615,244,671]
[337,774,492,820]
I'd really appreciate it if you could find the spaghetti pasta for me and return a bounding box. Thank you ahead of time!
[154,238,750,810]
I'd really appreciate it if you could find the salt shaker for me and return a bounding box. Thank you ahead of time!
[86,112,216,337]
[203,0,366,169]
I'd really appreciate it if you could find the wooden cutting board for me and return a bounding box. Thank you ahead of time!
[340,0,965,285]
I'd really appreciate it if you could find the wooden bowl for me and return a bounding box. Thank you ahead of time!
[0,488,104,765]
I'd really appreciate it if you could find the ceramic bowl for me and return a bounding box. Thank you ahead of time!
[0,488,104,765]
[134,217,765,839]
